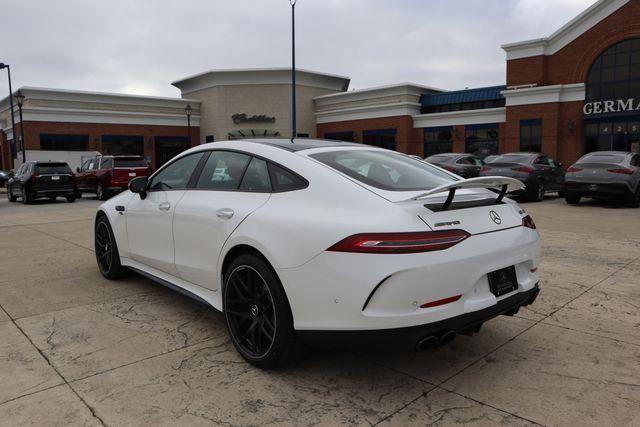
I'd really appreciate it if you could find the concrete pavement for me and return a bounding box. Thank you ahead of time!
[0,195,638,426]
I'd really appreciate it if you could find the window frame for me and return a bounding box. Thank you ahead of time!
[520,119,543,152]
[146,151,207,193]
[147,149,309,194]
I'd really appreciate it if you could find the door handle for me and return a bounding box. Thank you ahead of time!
[158,202,171,211]
[216,208,234,219]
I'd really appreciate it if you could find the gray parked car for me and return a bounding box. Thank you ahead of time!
[425,153,484,178]
[479,152,565,202]
[564,151,640,207]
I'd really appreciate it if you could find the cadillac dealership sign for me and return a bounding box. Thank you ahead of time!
[583,98,640,115]
[232,113,276,125]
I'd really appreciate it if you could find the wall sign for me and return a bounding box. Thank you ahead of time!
[583,98,640,115]
[232,113,276,125]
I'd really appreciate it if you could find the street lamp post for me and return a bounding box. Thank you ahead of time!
[15,90,26,163]
[0,63,17,166]
[185,104,192,144]
[290,0,297,141]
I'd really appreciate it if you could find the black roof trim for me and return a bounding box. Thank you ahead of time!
[245,138,363,152]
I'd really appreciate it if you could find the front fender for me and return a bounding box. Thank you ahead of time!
[96,191,136,257]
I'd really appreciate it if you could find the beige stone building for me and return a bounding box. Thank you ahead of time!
[171,68,349,141]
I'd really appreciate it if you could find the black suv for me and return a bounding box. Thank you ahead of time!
[6,161,77,203]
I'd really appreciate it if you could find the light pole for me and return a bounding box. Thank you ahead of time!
[15,90,26,163]
[185,104,192,144]
[289,0,297,141]
[0,63,17,166]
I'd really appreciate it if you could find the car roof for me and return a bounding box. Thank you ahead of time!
[242,138,363,152]
[583,151,631,155]
[501,152,543,157]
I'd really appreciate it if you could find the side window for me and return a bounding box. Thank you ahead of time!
[80,160,90,172]
[630,155,639,167]
[196,151,251,190]
[100,158,113,169]
[456,157,474,165]
[548,158,557,168]
[149,152,203,191]
[239,157,271,192]
[473,157,484,166]
[268,163,307,192]
[534,156,550,166]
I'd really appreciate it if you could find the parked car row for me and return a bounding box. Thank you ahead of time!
[425,151,640,207]
[5,155,151,204]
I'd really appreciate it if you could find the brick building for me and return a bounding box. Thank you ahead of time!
[2,0,639,170]
[317,0,640,166]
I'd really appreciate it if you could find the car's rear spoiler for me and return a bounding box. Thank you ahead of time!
[403,177,525,210]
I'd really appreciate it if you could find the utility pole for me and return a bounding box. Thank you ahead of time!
[290,0,297,141]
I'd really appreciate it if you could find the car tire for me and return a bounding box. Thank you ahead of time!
[223,253,304,369]
[7,188,17,202]
[96,183,108,201]
[48,195,57,202]
[66,195,76,203]
[528,181,545,202]
[95,215,128,279]
[565,192,581,205]
[21,187,33,204]
[626,188,640,208]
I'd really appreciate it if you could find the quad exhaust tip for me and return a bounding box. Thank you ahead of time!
[415,330,458,351]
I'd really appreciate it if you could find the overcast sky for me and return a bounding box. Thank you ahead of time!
[0,0,595,97]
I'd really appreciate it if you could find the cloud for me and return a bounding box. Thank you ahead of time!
[0,0,596,97]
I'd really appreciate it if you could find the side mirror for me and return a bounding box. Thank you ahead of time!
[129,176,148,199]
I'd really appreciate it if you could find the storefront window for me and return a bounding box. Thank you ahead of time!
[424,127,453,156]
[465,124,499,159]
[520,120,542,152]
[101,135,144,156]
[362,128,397,150]
[40,134,89,151]
[324,131,355,142]
[585,38,640,153]
[586,38,640,102]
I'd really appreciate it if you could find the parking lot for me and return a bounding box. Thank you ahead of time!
[0,194,638,426]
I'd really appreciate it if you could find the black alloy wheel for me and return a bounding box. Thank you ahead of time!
[94,216,127,279]
[225,265,277,358]
[528,181,545,202]
[565,192,581,205]
[223,253,302,369]
[627,187,640,208]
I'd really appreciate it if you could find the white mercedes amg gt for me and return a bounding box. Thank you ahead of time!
[94,139,540,368]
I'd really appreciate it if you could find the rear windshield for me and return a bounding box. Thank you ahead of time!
[491,154,531,164]
[114,158,147,168]
[35,163,72,174]
[578,153,626,164]
[310,150,456,191]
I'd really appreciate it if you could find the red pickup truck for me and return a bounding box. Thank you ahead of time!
[76,155,151,200]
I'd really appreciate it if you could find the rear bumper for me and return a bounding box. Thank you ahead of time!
[565,181,633,197]
[33,187,76,197]
[278,226,540,331]
[297,284,539,350]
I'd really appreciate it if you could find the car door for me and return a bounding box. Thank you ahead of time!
[126,152,204,276]
[547,156,565,190]
[173,151,272,290]
[75,159,90,190]
[8,163,25,195]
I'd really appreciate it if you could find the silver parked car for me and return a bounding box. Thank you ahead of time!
[564,151,640,207]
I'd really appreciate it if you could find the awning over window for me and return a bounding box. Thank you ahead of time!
[421,85,506,107]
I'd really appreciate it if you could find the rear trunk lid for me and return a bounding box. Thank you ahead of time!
[34,163,74,188]
[394,177,526,235]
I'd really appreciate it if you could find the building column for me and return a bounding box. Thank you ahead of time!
[452,125,466,152]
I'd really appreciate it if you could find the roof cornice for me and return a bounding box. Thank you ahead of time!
[502,0,630,60]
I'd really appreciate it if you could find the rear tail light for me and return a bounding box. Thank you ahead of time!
[522,215,536,230]
[607,168,634,175]
[566,166,583,173]
[511,166,535,173]
[328,230,470,254]
[480,167,491,172]
[420,294,462,309]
